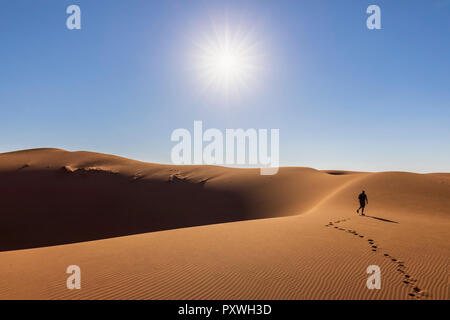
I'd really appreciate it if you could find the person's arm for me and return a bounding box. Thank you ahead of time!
[366,196,369,204]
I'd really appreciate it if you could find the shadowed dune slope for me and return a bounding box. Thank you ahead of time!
[0,148,350,251]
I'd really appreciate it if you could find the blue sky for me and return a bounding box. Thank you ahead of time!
[1,0,449,172]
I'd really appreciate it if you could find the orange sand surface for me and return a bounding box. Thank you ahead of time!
[0,149,448,299]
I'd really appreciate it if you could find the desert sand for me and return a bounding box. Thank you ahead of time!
[0,148,448,300]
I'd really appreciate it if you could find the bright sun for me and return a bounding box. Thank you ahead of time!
[193,23,262,96]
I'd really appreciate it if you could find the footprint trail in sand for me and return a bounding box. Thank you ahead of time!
[325,218,429,300]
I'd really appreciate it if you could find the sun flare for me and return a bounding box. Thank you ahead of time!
[193,23,262,96]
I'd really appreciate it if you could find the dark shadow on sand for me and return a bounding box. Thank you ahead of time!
[0,168,254,252]
[366,215,399,224]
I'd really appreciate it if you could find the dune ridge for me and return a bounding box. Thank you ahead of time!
[0,148,357,251]
[0,148,448,300]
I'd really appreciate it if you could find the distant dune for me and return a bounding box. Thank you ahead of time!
[0,149,448,299]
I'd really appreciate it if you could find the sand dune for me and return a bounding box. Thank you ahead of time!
[0,148,348,251]
[0,149,448,299]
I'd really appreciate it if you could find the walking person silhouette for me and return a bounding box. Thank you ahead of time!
[357,190,368,216]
